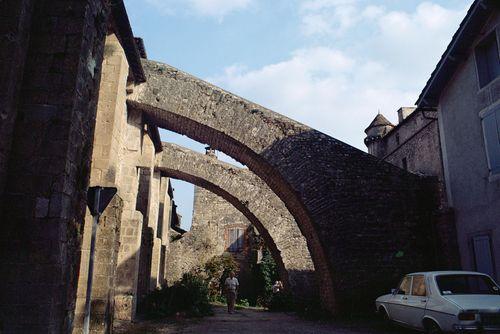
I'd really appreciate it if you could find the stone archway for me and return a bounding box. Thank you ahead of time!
[129,60,436,313]
[157,142,316,300]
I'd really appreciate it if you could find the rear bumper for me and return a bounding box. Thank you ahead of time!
[454,324,500,333]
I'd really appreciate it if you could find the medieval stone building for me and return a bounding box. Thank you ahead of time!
[365,0,500,280]
[0,0,467,332]
[166,180,261,300]
[364,107,460,269]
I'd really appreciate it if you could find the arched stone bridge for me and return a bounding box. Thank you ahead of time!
[156,142,316,299]
[128,60,437,313]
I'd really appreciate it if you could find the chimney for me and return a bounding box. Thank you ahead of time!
[397,107,416,123]
[205,146,217,158]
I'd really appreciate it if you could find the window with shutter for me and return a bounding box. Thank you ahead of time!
[472,235,496,279]
[227,228,244,252]
[475,31,500,88]
[481,107,500,175]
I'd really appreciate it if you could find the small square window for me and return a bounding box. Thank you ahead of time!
[227,228,244,252]
[481,107,500,175]
[475,31,500,88]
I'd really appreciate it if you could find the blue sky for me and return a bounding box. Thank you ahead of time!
[125,0,471,229]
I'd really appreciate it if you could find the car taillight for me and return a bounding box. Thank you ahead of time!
[458,312,476,321]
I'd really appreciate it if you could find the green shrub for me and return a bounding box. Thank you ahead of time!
[268,292,295,312]
[237,298,250,307]
[253,249,279,307]
[140,273,212,319]
[204,253,239,301]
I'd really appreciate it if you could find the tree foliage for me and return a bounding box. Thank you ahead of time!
[140,273,213,318]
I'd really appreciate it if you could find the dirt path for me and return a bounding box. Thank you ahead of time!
[115,305,416,334]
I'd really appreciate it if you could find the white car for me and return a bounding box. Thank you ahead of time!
[375,271,500,333]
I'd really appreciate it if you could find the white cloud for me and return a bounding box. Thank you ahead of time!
[206,2,468,149]
[299,0,383,36]
[144,0,252,20]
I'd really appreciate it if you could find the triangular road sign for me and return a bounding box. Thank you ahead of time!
[87,186,117,216]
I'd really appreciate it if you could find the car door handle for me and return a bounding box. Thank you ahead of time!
[421,300,427,303]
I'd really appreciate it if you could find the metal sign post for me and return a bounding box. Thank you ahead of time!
[83,186,117,334]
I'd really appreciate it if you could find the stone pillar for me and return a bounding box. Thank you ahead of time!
[148,171,162,291]
[113,112,144,321]
[114,126,156,321]
[135,168,153,307]
[88,33,129,188]
[71,33,130,333]
[73,197,123,334]
[157,177,171,287]
[0,1,110,332]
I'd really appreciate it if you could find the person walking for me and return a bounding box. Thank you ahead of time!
[224,271,239,314]
[272,280,283,294]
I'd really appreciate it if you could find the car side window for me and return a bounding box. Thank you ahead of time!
[411,275,427,296]
[398,276,412,295]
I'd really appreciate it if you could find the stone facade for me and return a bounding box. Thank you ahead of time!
[166,186,259,299]
[0,0,449,331]
[73,196,123,334]
[130,61,440,313]
[156,143,317,300]
[0,1,111,332]
[364,108,460,269]
[71,32,175,327]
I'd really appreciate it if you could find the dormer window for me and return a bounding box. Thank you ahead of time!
[475,30,500,88]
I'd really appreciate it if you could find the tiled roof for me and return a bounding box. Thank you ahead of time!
[364,114,394,133]
[417,0,497,107]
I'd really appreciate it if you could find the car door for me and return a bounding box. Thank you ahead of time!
[387,275,413,324]
[403,274,428,329]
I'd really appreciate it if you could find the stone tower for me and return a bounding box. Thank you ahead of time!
[364,113,394,156]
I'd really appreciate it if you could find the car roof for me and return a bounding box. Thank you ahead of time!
[406,271,490,276]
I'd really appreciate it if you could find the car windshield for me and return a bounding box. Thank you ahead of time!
[436,274,500,295]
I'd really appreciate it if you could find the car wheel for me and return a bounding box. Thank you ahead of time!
[425,320,442,334]
[378,308,391,328]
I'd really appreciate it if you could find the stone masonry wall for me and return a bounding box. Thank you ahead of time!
[0,0,34,199]
[113,112,155,322]
[166,186,258,299]
[366,110,460,269]
[157,143,316,300]
[73,196,123,334]
[0,1,110,332]
[131,60,439,313]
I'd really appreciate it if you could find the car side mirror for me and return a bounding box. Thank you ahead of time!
[391,289,397,295]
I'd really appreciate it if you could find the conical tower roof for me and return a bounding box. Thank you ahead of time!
[364,114,394,134]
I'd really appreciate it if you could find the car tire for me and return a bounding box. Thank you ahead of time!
[378,308,391,328]
[425,320,442,334]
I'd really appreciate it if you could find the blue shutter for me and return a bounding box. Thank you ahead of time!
[473,235,495,279]
[236,229,243,250]
[482,110,500,173]
[229,229,237,252]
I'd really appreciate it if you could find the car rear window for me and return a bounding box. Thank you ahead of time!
[436,274,500,295]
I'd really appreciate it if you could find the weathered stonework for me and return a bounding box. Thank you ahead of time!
[130,60,439,312]
[157,142,316,299]
[365,108,460,269]
[71,31,171,329]
[73,197,123,334]
[167,186,260,299]
[0,1,111,331]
